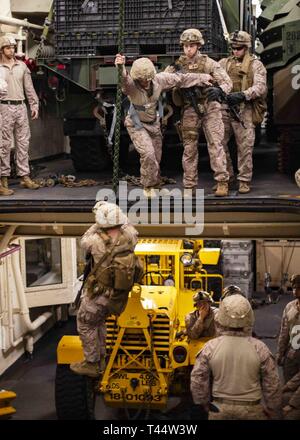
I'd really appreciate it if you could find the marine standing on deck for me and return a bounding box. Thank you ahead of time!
[219,31,267,194]
[0,36,39,191]
[165,29,232,196]
[191,295,282,420]
[0,65,12,196]
[277,274,300,383]
[115,53,213,197]
[71,201,139,377]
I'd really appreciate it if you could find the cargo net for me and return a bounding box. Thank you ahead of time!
[54,0,226,57]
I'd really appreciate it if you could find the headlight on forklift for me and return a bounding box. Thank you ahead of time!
[180,252,193,266]
[173,346,187,363]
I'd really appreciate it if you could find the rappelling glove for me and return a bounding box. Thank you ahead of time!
[206,86,223,102]
[227,91,246,106]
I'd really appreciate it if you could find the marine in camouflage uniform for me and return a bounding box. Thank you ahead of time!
[0,67,13,196]
[185,291,217,339]
[191,295,282,420]
[165,29,232,196]
[70,201,139,377]
[115,54,213,196]
[282,370,300,420]
[219,31,267,194]
[276,274,300,383]
[0,36,39,191]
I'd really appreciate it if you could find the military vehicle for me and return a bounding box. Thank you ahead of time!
[55,238,222,419]
[29,0,255,172]
[258,0,300,175]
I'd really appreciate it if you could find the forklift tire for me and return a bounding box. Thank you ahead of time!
[55,364,96,420]
[70,136,111,172]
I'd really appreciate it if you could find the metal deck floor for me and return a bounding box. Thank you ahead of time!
[0,140,299,203]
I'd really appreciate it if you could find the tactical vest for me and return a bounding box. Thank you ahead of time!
[129,81,161,124]
[226,53,254,92]
[225,53,267,125]
[172,54,208,107]
[84,229,143,315]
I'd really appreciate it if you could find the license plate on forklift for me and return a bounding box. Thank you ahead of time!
[103,372,166,408]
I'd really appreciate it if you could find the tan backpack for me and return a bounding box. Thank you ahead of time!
[84,230,143,300]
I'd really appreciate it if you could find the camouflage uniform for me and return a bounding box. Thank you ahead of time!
[77,220,138,363]
[0,58,39,178]
[167,53,232,188]
[191,296,282,420]
[185,307,217,339]
[121,58,212,188]
[296,168,300,188]
[283,370,300,420]
[277,298,300,382]
[219,32,267,186]
[191,329,282,420]
[0,70,7,178]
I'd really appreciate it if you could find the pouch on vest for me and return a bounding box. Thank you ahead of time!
[113,252,136,290]
[252,97,267,125]
[105,256,143,316]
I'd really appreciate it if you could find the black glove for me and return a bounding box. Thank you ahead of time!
[206,87,223,102]
[227,92,246,106]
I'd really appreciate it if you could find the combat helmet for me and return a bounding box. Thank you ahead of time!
[93,201,128,228]
[180,29,204,46]
[0,35,17,50]
[216,295,254,328]
[221,284,244,300]
[290,274,300,288]
[193,290,212,306]
[229,30,252,48]
[130,58,156,81]
[295,169,300,188]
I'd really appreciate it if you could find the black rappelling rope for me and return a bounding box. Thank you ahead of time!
[112,0,125,194]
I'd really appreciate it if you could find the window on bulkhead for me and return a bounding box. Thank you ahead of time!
[25,238,62,287]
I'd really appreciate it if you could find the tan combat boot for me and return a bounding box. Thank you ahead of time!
[212,177,235,192]
[70,360,102,378]
[215,182,229,197]
[20,176,40,190]
[184,187,197,198]
[0,183,14,196]
[1,177,9,188]
[143,187,158,198]
[239,181,251,194]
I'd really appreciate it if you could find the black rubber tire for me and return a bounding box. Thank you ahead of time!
[55,364,96,420]
[70,136,111,172]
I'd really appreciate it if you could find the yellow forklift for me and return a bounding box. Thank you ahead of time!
[55,238,222,419]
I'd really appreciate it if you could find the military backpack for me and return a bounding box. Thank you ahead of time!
[84,230,143,308]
